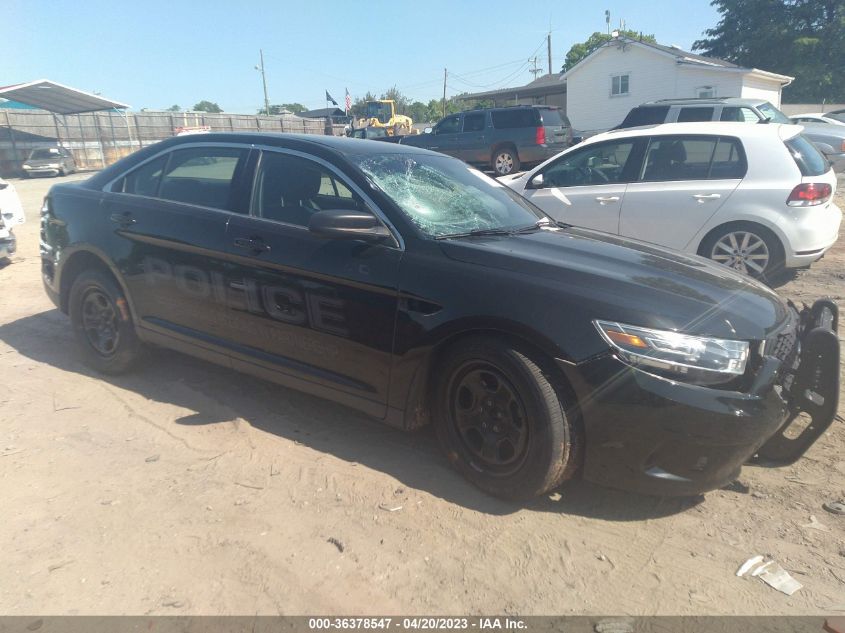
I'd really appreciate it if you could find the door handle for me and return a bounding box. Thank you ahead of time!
[595,196,620,204]
[693,193,721,202]
[233,236,271,254]
[109,212,136,227]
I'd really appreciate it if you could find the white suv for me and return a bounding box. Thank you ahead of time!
[503,122,841,280]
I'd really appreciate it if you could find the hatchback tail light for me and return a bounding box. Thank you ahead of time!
[786,183,832,206]
[535,126,546,145]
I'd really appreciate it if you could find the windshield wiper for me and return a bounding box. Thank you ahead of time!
[435,219,561,240]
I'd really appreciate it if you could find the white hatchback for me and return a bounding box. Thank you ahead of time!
[503,122,842,279]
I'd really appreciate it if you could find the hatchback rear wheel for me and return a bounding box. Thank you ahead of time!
[700,223,784,281]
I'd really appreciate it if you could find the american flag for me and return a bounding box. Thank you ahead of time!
[345,88,352,114]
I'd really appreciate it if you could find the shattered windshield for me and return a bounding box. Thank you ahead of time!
[351,154,545,237]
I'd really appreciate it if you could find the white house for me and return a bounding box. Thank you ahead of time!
[562,36,793,134]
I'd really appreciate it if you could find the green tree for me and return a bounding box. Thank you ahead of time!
[165,104,181,112]
[192,100,223,113]
[259,103,307,115]
[561,29,657,72]
[693,0,845,102]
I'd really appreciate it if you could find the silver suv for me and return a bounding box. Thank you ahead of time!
[618,97,791,128]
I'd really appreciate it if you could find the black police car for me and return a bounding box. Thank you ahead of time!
[40,133,839,500]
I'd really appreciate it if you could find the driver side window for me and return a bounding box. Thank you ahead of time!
[538,141,635,187]
[436,115,461,134]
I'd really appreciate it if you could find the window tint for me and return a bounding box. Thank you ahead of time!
[463,113,485,132]
[641,136,745,181]
[611,74,629,96]
[254,152,364,227]
[491,109,537,129]
[826,111,845,124]
[118,155,168,196]
[677,107,715,122]
[539,141,635,187]
[436,115,461,134]
[620,106,669,128]
[785,135,828,177]
[157,147,248,211]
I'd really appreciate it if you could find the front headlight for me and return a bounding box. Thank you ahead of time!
[594,320,749,384]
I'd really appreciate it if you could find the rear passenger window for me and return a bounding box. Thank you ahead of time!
[158,147,248,211]
[641,136,745,181]
[677,107,714,122]
[491,109,537,129]
[619,106,670,128]
[785,135,828,176]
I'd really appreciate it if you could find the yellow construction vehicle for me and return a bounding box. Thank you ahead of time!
[357,100,414,136]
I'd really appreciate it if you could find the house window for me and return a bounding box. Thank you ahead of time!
[611,74,630,96]
[696,86,716,98]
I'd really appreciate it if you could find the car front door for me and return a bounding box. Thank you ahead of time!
[454,112,488,164]
[101,144,253,348]
[520,139,643,233]
[425,114,462,158]
[619,135,744,251]
[222,149,401,416]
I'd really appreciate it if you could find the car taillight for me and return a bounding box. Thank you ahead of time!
[535,126,545,145]
[786,183,832,206]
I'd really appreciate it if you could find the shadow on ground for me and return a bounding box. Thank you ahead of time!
[0,309,705,520]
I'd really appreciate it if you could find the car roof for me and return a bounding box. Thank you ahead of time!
[587,121,801,143]
[638,97,768,107]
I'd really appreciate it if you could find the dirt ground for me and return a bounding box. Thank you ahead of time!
[0,173,843,616]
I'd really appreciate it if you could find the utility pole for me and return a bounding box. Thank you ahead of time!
[547,32,552,76]
[528,57,543,79]
[605,10,611,35]
[255,49,270,115]
[442,68,447,118]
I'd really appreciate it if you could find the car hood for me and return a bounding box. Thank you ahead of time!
[438,226,789,341]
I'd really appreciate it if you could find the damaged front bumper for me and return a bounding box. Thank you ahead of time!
[560,299,840,496]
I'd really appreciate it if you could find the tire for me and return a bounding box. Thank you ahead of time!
[432,336,581,500]
[699,222,785,282]
[69,270,142,374]
[491,146,520,176]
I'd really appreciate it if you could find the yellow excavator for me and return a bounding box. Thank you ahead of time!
[356,100,415,136]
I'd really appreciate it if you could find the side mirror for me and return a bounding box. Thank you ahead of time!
[424,127,433,134]
[308,209,392,242]
[528,173,545,189]
[572,135,584,145]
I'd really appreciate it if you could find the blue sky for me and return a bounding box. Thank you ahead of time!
[5,0,721,113]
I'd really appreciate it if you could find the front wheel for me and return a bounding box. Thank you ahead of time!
[700,223,784,281]
[492,147,520,176]
[69,270,142,374]
[432,337,581,500]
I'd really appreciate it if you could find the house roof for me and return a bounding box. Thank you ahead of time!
[0,79,129,114]
[453,73,566,101]
[562,37,793,84]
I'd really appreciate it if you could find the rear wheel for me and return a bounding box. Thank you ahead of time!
[492,146,520,176]
[432,337,581,500]
[700,223,784,281]
[69,270,142,374]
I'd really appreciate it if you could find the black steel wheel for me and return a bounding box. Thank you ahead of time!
[69,269,142,373]
[433,336,582,500]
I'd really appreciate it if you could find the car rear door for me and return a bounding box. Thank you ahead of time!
[101,144,253,348]
[520,138,644,233]
[222,148,401,417]
[619,135,744,250]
